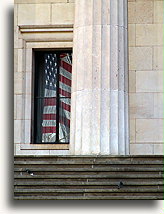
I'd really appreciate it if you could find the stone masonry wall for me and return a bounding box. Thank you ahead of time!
[128,0,164,154]
[14,0,75,155]
[14,0,163,155]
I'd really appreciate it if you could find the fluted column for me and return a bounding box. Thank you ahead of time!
[70,0,129,155]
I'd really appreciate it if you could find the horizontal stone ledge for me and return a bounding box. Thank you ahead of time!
[14,167,164,172]
[20,144,69,150]
[15,0,68,3]
[14,187,164,193]
[14,174,163,179]
[19,25,73,33]
[14,180,164,186]
[19,24,73,29]
[13,195,163,200]
[14,160,164,165]
[14,155,164,158]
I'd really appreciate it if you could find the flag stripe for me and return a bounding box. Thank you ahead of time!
[59,88,71,98]
[60,61,72,73]
[42,126,56,134]
[59,75,71,87]
[60,67,71,80]
[59,81,71,93]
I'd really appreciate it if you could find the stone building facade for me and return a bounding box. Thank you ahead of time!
[14,0,163,155]
[14,0,164,200]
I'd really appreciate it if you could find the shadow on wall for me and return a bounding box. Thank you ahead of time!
[9,6,159,208]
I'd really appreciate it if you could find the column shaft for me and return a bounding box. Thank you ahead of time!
[70,0,129,155]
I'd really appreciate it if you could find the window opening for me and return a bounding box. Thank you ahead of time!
[34,51,72,144]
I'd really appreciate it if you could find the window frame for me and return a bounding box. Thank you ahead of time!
[15,25,73,154]
[32,50,72,145]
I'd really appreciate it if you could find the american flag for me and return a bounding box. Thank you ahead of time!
[41,53,72,143]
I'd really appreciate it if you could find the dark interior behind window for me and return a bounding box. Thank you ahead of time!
[33,51,72,144]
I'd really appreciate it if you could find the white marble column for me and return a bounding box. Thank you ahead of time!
[70,0,129,155]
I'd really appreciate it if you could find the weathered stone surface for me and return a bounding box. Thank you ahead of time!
[129,93,155,119]
[136,119,163,143]
[129,71,136,92]
[70,0,129,155]
[154,1,164,23]
[153,47,163,70]
[130,144,153,155]
[136,71,163,92]
[18,4,51,25]
[129,47,152,70]
[128,24,135,46]
[136,24,163,46]
[51,3,74,25]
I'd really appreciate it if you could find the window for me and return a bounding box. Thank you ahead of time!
[33,50,72,144]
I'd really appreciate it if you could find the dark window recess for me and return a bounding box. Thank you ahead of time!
[34,51,72,144]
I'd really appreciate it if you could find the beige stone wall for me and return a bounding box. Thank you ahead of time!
[14,0,74,155]
[128,0,164,154]
[14,0,163,155]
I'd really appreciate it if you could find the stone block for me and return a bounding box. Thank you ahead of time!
[14,120,22,143]
[129,93,155,119]
[25,95,32,120]
[49,150,70,155]
[17,49,24,72]
[154,93,164,118]
[15,144,50,155]
[14,4,18,28]
[25,72,32,94]
[130,119,135,142]
[135,1,153,24]
[129,71,136,92]
[136,24,163,46]
[153,47,163,70]
[16,95,23,120]
[136,71,163,92]
[129,47,152,70]
[128,24,135,46]
[128,2,136,24]
[15,0,67,3]
[154,1,164,23]
[24,120,31,143]
[14,95,17,119]
[128,1,153,24]
[14,49,18,73]
[52,3,74,25]
[136,119,163,142]
[14,72,23,94]
[25,49,32,72]
[130,144,153,155]
[18,4,51,25]
[153,144,164,155]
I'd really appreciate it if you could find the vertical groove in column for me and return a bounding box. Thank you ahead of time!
[91,0,102,154]
[110,0,119,154]
[110,0,129,155]
[124,0,130,155]
[100,0,110,154]
[118,0,126,154]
